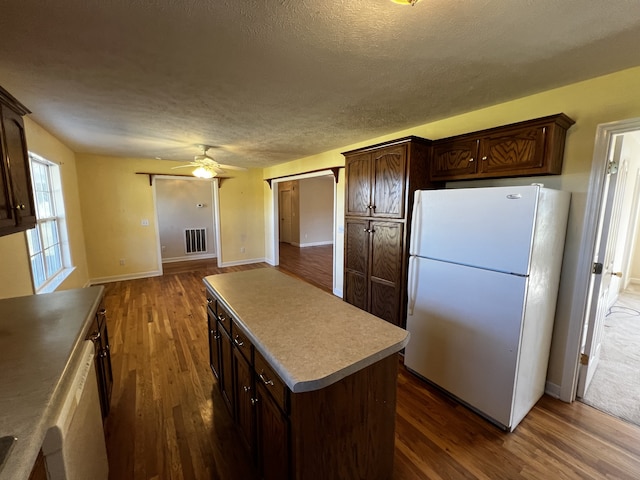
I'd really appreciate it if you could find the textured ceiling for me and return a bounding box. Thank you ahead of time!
[1,0,640,168]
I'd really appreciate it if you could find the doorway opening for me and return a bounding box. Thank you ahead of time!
[153,176,220,274]
[271,172,336,294]
[574,122,640,427]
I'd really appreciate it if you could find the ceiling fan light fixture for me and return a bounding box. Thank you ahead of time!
[192,166,215,179]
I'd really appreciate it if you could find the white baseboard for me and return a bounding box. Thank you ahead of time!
[290,241,333,248]
[162,253,217,263]
[89,270,162,285]
[218,257,267,268]
[544,380,562,400]
[629,277,640,285]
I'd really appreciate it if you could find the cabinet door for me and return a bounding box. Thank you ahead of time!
[1,105,35,230]
[344,218,370,311]
[207,307,221,379]
[233,348,255,454]
[345,152,372,217]
[369,221,404,326]
[255,383,290,480]
[98,308,113,418]
[478,124,546,176]
[371,145,406,219]
[430,138,479,181]
[219,325,235,416]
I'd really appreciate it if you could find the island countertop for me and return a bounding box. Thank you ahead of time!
[203,268,410,393]
[0,286,104,480]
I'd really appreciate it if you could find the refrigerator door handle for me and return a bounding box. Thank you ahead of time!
[410,191,422,256]
[407,256,418,316]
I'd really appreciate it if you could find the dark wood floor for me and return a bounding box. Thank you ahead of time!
[102,263,640,479]
[277,242,333,293]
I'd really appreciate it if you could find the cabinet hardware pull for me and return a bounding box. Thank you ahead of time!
[218,315,226,322]
[481,156,487,160]
[469,158,474,162]
[98,308,106,316]
[89,331,101,343]
[250,397,258,406]
[234,335,244,347]
[206,298,213,305]
[243,385,251,393]
[99,350,108,358]
[259,372,274,386]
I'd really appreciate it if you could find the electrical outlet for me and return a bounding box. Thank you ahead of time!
[119,258,126,266]
[141,219,149,226]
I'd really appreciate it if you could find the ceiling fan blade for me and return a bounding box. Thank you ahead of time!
[171,164,197,169]
[217,163,247,171]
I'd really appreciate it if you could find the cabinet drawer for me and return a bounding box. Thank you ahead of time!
[216,302,232,334]
[255,350,288,413]
[232,321,253,363]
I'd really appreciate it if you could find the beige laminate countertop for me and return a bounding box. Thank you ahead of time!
[203,268,410,393]
[0,286,104,480]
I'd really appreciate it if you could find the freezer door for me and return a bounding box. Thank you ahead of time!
[410,186,540,275]
[405,257,527,428]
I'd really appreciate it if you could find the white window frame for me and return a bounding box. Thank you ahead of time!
[26,152,73,293]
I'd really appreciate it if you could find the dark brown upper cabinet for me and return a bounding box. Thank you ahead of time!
[429,113,575,182]
[0,86,35,237]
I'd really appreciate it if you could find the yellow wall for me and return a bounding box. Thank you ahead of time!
[262,66,640,391]
[217,168,265,265]
[0,118,90,299]
[75,154,265,279]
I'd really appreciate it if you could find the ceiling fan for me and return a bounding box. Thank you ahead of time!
[172,144,247,178]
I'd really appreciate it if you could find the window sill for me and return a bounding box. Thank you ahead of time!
[36,266,76,294]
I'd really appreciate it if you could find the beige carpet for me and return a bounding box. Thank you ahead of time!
[580,290,640,427]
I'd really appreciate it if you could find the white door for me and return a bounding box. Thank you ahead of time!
[279,189,292,244]
[577,137,627,397]
[410,186,539,274]
[405,256,527,428]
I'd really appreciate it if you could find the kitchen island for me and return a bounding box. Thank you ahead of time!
[0,287,105,480]
[204,268,410,480]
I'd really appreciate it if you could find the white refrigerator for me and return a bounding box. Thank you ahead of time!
[405,185,570,431]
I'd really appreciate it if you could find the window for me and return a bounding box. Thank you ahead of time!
[26,153,71,292]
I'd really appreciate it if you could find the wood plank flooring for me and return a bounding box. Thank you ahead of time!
[101,263,640,480]
[277,242,333,293]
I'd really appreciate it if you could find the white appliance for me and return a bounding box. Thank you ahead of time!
[405,185,570,431]
[42,341,109,480]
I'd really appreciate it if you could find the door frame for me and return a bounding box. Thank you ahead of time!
[268,170,338,294]
[561,116,640,402]
[152,175,221,273]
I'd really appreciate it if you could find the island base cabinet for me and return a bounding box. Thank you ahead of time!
[256,382,290,480]
[290,354,399,480]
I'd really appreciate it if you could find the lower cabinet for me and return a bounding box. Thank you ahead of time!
[218,324,235,415]
[233,346,255,453]
[205,290,396,480]
[207,293,290,479]
[255,381,289,480]
[206,303,221,379]
[28,450,47,480]
[86,302,113,420]
[344,218,405,326]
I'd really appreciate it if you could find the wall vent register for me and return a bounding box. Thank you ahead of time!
[185,227,207,253]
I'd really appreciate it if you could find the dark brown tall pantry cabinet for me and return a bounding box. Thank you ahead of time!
[342,136,441,327]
